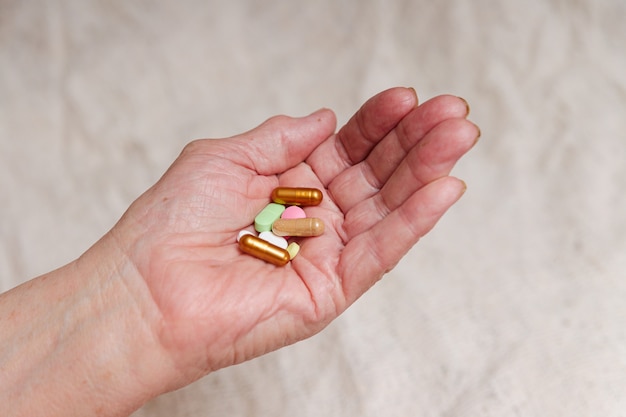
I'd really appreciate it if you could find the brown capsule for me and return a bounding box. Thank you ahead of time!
[272,218,325,237]
[271,187,323,206]
[238,234,290,266]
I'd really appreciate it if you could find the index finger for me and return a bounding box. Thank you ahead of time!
[306,87,418,186]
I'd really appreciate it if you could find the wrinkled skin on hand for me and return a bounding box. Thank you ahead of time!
[110,87,479,387]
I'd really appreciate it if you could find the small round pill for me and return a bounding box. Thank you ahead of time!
[239,234,290,266]
[271,187,323,206]
[272,217,325,237]
[281,205,306,220]
[279,206,306,238]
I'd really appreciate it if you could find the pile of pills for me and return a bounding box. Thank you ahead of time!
[237,187,325,266]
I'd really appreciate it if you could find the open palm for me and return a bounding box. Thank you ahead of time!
[115,87,479,383]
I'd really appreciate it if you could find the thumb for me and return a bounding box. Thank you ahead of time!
[233,108,337,175]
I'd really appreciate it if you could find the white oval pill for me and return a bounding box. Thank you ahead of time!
[237,229,255,242]
[259,231,288,249]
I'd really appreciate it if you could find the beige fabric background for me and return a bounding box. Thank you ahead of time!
[2,1,625,416]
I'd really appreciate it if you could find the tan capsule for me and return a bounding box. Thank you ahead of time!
[271,187,323,206]
[239,234,290,266]
[272,218,325,237]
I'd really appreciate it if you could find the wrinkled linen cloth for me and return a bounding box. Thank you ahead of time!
[1,1,625,416]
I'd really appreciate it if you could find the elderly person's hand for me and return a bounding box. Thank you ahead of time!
[0,88,479,417]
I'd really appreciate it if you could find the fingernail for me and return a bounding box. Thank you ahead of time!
[473,123,482,146]
[458,96,470,116]
[408,87,418,107]
[460,180,468,196]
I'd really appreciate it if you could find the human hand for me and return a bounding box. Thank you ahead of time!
[109,87,479,391]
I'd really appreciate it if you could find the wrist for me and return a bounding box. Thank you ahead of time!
[0,232,176,416]
[71,231,180,411]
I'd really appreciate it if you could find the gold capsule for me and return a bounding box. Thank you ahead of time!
[238,234,290,266]
[271,187,323,206]
[271,218,325,237]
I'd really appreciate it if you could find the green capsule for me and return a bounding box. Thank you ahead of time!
[254,203,285,232]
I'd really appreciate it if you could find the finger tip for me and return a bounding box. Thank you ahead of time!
[407,86,419,107]
[306,107,337,131]
[457,96,470,116]
[473,123,482,145]
[377,86,419,109]
[308,106,334,118]
[459,179,468,196]
[435,176,468,203]
[450,177,468,201]
[399,86,419,108]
